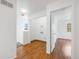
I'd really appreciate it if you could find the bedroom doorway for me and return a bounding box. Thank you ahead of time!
[50,6,72,59]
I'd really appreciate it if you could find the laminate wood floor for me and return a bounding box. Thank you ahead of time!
[16,39,71,59]
[16,40,50,59]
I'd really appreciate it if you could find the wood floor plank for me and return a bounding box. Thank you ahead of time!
[16,40,49,59]
[16,39,71,59]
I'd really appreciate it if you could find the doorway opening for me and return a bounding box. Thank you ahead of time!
[50,6,72,59]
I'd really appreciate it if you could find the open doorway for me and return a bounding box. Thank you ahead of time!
[50,6,72,59]
[16,11,30,47]
[16,0,48,58]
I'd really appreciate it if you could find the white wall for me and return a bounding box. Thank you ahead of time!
[17,0,30,45]
[23,31,30,44]
[17,14,30,44]
[73,0,79,59]
[0,0,16,59]
[54,7,72,39]
[17,13,23,43]
[30,16,47,41]
[29,10,47,41]
[47,0,74,54]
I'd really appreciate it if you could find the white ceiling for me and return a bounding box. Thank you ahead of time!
[17,0,55,14]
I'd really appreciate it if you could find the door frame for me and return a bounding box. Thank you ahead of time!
[50,6,72,52]
[46,1,74,58]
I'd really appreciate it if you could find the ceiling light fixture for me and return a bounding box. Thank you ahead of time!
[20,8,28,14]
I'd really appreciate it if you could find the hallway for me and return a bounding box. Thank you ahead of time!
[16,38,71,59]
[0,0,79,59]
[16,40,49,59]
